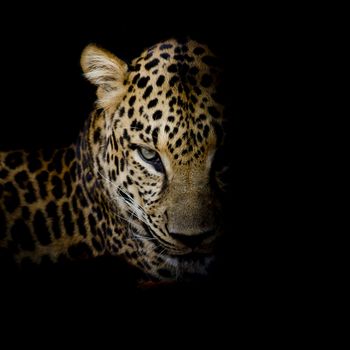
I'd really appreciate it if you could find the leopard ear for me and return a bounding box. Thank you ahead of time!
[81,44,128,111]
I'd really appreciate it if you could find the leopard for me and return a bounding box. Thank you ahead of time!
[0,37,226,282]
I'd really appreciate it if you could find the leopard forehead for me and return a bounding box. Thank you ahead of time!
[117,38,224,164]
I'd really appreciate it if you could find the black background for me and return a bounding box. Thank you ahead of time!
[0,4,309,330]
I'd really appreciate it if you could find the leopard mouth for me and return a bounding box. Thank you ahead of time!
[129,223,217,277]
[133,222,219,259]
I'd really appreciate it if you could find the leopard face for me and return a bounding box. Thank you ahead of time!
[81,38,225,278]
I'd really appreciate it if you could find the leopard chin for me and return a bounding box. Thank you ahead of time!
[165,254,216,277]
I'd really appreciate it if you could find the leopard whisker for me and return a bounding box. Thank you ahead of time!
[98,171,149,224]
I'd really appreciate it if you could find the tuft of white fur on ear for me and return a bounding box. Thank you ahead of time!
[81,44,128,111]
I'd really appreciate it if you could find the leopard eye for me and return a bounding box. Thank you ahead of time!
[139,147,157,161]
[138,146,164,173]
[211,148,231,191]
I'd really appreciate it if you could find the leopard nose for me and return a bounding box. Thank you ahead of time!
[169,230,215,249]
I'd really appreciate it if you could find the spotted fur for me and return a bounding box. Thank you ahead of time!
[0,38,225,280]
